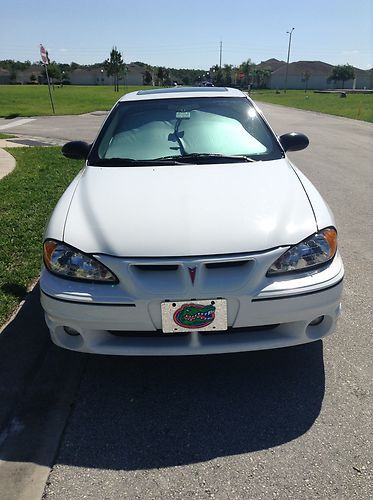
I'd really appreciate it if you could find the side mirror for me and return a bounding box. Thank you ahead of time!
[279,133,309,152]
[62,141,92,160]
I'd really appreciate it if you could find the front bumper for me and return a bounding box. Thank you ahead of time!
[40,251,344,355]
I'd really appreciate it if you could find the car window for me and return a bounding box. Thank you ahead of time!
[92,97,283,163]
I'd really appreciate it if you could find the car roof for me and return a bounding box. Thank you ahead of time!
[119,86,245,102]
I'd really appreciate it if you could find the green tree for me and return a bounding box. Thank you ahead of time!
[0,59,31,72]
[163,71,172,86]
[327,64,355,89]
[252,67,271,88]
[143,67,153,85]
[210,65,223,86]
[40,58,61,87]
[104,47,125,92]
[156,67,168,86]
[46,63,62,82]
[222,64,233,86]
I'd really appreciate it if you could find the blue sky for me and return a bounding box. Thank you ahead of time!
[1,0,372,69]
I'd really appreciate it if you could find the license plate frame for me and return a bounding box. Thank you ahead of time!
[161,299,227,334]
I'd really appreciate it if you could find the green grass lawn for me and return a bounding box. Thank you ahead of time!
[0,85,372,122]
[0,133,16,139]
[0,85,156,117]
[251,90,373,122]
[0,147,83,325]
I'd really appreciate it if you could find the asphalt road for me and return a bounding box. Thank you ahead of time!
[0,103,371,499]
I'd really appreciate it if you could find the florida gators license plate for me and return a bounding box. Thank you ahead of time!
[161,299,227,333]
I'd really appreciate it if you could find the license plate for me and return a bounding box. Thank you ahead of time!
[161,299,227,333]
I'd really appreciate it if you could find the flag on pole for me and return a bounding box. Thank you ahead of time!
[39,44,55,113]
[40,44,48,65]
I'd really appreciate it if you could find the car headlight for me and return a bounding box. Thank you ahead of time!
[267,227,337,275]
[43,240,118,283]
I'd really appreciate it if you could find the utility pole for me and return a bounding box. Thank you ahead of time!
[219,40,222,69]
[284,27,294,94]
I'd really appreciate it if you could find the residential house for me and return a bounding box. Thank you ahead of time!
[123,64,145,85]
[256,58,286,72]
[69,64,144,86]
[269,61,371,90]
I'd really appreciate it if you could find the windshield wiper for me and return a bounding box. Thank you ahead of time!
[92,157,185,166]
[154,153,257,164]
[91,154,257,166]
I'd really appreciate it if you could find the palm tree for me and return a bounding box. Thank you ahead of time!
[210,65,223,86]
[223,64,233,86]
[142,64,154,85]
[240,59,253,87]
[253,67,271,88]
[156,67,166,86]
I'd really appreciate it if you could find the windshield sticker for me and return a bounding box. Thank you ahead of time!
[176,111,191,119]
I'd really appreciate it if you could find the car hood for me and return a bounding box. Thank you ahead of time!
[63,159,317,257]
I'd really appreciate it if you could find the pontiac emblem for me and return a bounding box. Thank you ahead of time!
[188,267,197,285]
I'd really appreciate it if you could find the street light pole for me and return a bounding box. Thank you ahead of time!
[284,27,294,94]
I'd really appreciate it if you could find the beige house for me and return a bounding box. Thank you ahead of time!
[0,68,11,84]
[269,61,371,90]
[69,64,144,86]
[69,68,104,85]
[123,64,145,85]
[17,65,43,83]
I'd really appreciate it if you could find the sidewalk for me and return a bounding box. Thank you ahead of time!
[0,138,29,180]
[0,134,66,180]
[0,149,16,180]
[1,133,65,180]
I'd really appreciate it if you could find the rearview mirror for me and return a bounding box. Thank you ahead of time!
[279,133,309,152]
[62,141,92,160]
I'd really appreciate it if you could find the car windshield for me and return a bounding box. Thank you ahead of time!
[89,96,283,164]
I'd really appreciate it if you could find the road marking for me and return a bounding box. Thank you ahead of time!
[0,118,36,130]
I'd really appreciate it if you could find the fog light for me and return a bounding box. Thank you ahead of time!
[309,316,324,326]
[64,326,80,336]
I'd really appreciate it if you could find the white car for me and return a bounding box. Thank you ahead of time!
[40,87,344,355]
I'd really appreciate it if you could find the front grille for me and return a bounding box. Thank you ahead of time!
[205,260,250,269]
[133,265,180,272]
[128,256,254,293]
